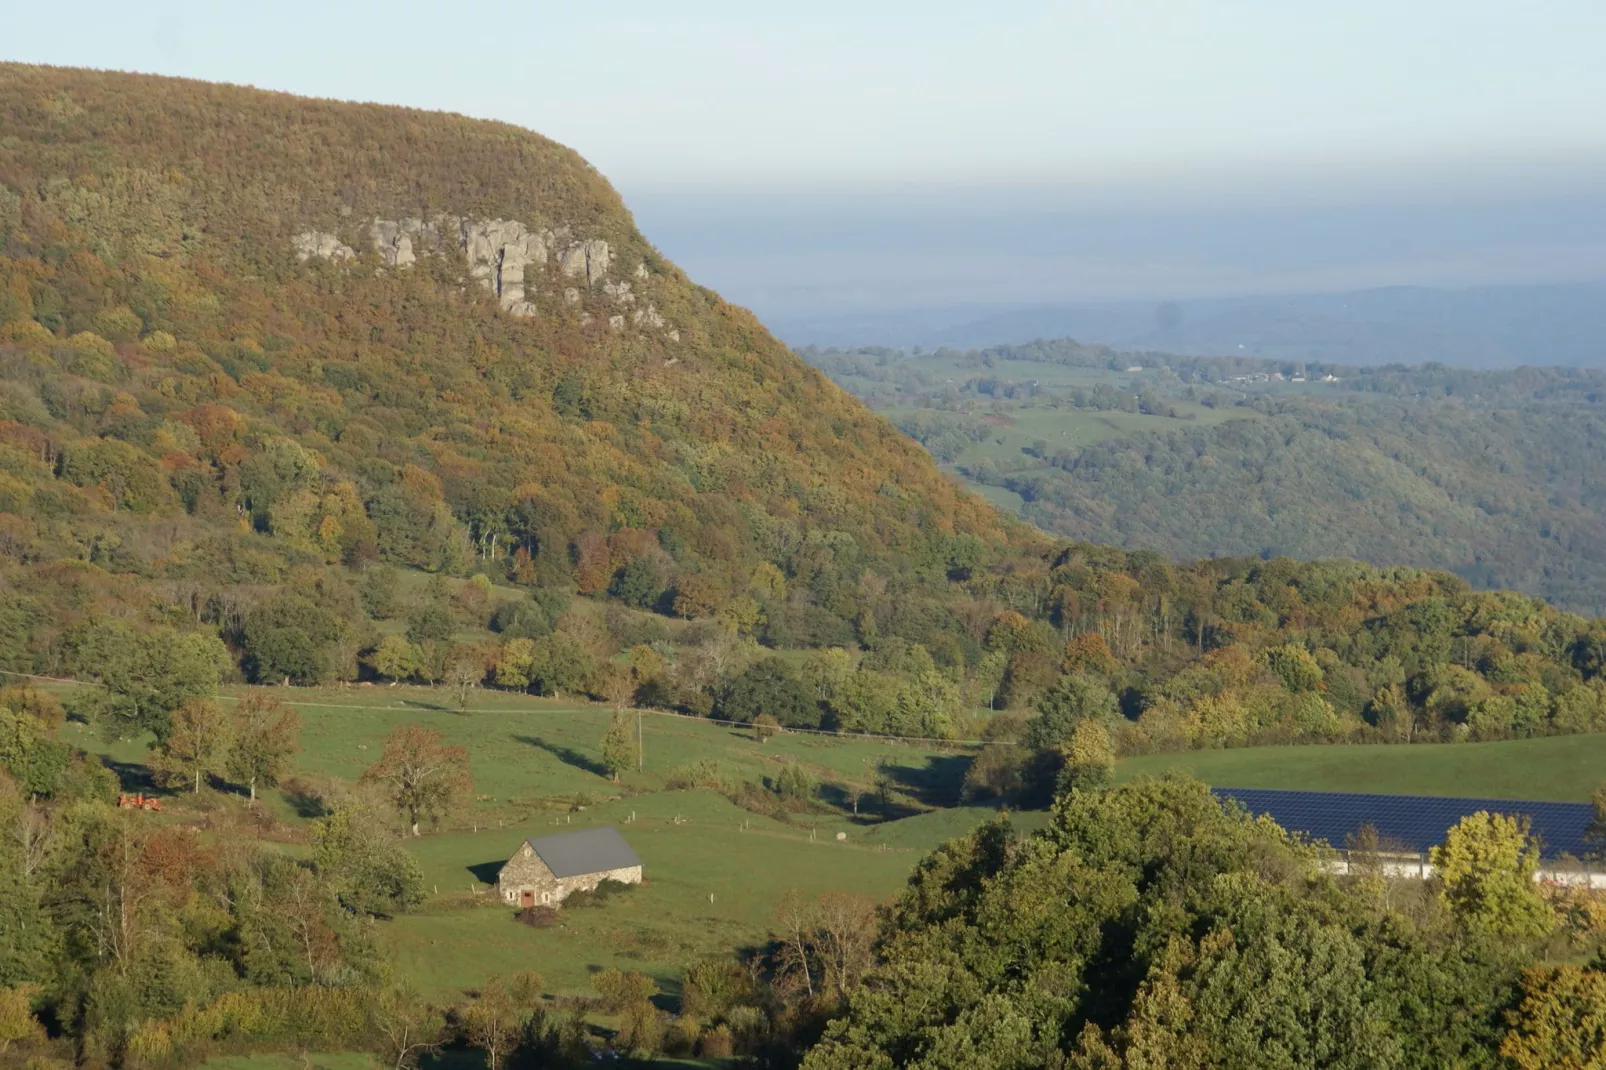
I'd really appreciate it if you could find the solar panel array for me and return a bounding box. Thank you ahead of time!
[1212,787,1595,859]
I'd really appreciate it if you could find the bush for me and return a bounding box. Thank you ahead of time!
[516,906,560,928]
[562,878,636,910]
[698,1023,734,1058]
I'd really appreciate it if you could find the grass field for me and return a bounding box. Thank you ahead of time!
[60,684,1000,1004]
[1117,733,1606,802]
[63,677,1606,1009]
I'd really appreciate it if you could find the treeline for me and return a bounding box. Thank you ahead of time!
[805,777,1606,1068]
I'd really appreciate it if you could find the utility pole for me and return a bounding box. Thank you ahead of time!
[636,706,643,771]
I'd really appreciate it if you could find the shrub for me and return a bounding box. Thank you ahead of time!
[516,906,560,928]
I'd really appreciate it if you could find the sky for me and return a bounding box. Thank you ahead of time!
[4,1,1606,313]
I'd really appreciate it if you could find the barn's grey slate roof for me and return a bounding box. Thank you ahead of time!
[1214,787,1594,860]
[525,826,641,878]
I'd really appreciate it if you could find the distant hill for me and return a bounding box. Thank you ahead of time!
[803,339,1606,613]
[773,283,1606,368]
[0,63,1021,665]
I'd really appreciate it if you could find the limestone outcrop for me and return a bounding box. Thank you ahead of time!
[293,230,354,262]
[294,215,676,337]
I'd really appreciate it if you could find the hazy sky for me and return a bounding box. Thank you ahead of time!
[5,1,1605,310]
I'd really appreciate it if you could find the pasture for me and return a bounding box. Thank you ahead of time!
[62,685,997,1002]
[1117,733,1606,802]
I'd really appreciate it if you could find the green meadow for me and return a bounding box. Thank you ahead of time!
[62,680,1606,1008]
[1117,732,1606,802]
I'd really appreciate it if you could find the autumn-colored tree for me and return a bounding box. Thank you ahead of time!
[1501,964,1606,1070]
[370,987,444,1070]
[672,574,728,619]
[0,984,44,1054]
[154,698,231,793]
[1057,716,1116,794]
[1062,632,1116,676]
[493,637,536,690]
[225,694,300,802]
[360,725,471,836]
[1430,811,1553,938]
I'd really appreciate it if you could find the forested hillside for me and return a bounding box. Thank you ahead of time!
[806,340,1606,613]
[0,63,1021,675]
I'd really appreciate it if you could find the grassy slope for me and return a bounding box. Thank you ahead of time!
[63,684,995,1000]
[1117,733,1606,802]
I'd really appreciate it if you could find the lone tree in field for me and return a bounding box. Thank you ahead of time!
[360,724,472,836]
[446,652,482,714]
[600,712,635,783]
[225,694,300,802]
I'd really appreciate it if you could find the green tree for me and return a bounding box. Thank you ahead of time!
[1430,811,1554,938]
[359,725,471,836]
[493,637,536,690]
[75,622,227,741]
[721,658,821,729]
[239,595,339,684]
[1024,673,1119,750]
[527,632,595,698]
[312,801,426,916]
[600,712,635,782]
[224,694,300,802]
[1266,642,1325,692]
[369,635,422,684]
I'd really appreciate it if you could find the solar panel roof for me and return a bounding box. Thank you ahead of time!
[1212,787,1595,860]
[525,826,641,878]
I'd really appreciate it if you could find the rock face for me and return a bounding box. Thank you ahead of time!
[295,215,676,337]
[461,218,550,316]
[293,230,354,262]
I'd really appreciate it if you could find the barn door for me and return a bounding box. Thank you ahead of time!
[520,890,535,908]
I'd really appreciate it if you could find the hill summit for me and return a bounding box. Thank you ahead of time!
[0,63,1019,660]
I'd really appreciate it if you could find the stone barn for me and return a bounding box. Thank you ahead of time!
[497,826,643,908]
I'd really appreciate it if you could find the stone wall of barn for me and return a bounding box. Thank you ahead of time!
[497,841,643,906]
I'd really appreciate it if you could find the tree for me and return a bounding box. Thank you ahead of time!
[369,987,444,1070]
[405,600,456,645]
[446,652,483,714]
[0,985,43,1055]
[527,632,595,698]
[494,637,536,690]
[1056,716,1115,795]
[75,621,227,741]
[1430,810,1554,938]
[225,694,300,802]
[360,725,471,836]
[312,800,426,916]
[1266,642,1325,693]
[721,658,821,729]
[672,574,728,619]
[369,635,422,684]
[461,973,541,1070]
[154,698,231,793]
[1024,673,1119,750]
[1501,964,1606,1070]
[973,649,1008,710]
[600,712,634,783]
[239,594,339,684]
